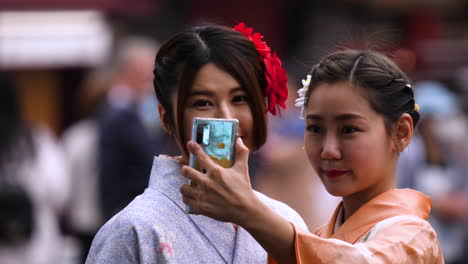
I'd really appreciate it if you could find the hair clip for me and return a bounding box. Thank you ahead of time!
[414,104,420,111]
[295,74,311,119]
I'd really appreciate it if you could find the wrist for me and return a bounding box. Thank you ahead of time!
[238,195,270,231]
[236,196,297,264]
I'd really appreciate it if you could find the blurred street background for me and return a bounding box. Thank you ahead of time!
[0,0,467,263]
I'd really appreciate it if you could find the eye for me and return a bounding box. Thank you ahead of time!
[342,126,359,134]
[232,95,248,104]
[306,125,322,134]
[192,100,212,109]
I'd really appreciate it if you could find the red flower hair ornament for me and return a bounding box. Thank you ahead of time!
[233,22,288,116]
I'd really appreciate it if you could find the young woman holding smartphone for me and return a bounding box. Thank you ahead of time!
[86,23,307,264]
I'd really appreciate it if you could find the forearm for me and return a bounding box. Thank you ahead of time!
[240,199,296,264]
[181,140,297,263]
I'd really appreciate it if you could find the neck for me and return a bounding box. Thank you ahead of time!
[341,158,398,221]
[342,196,369,221]
[342,180,396,221]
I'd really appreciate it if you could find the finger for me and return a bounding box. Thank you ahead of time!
[187,141,218,172]
[180,184,198,200]
[181,165,205,183]
[181,194,199,215]
[233,137,250,173]
[181,194,194,206]
[180,184,204,215]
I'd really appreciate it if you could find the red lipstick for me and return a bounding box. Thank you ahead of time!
[324,170,347,178]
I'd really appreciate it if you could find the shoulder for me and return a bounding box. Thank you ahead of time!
[371,215,435,238]
[112,190,181,230]
[365,215,441,250]
[91,196,161,244]
[62,120,98,158]
[87,192,177,263]
[62,119,97,142]
[356,215,444,262]
[254,191,308,231]
[87,210,143,263]
[100,104,136,124]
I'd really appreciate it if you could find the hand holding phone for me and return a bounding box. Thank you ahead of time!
[187,118,239,214]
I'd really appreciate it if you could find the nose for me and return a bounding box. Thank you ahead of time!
[215,102,234,119]
[320,134,342,160]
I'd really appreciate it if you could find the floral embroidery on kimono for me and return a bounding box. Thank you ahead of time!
[154,224,176,258]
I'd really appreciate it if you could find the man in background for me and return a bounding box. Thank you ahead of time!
[98,37,169,221]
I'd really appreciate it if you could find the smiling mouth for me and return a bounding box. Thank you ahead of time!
[323,169,348,178]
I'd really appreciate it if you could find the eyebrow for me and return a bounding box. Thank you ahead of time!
[306,113,367,121]
[189,90,214,97]
[190,87,244,97]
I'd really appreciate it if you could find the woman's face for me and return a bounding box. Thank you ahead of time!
[304,81,397,201]
[180,63,254,153]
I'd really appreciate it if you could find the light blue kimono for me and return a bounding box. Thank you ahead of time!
[86,156,308,264]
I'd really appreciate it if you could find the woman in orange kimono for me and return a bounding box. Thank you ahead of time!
[180,49,444,263]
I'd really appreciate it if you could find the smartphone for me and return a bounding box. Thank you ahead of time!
[186,117,239,214]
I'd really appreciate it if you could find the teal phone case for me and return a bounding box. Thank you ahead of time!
[187,118,239,214]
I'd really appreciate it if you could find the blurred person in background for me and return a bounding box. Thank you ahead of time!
[87,23,307,263]
[397,80,468,264]
[97,36,169,221]
[0,73,70,264]
[61,68,112,263]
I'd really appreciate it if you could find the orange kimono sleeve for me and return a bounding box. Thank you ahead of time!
[269,218,444,264]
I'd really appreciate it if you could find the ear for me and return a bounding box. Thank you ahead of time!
[392,113,414,152]
[158,104,172,136]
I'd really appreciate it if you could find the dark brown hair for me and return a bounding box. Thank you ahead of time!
[304,50,420,132]
[153,24,268,154]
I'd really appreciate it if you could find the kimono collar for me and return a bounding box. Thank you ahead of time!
[317,188,432,243]
[148,155,188,209]
[147,156,261,264]
[333,207,344,233]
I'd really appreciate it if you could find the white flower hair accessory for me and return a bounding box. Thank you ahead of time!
[295,74,311,119]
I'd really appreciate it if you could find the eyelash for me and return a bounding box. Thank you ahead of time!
[232,95,248,103]
[342,126,359,134]
[306,125,360,134]
[306,125,321,133]
[190,95,248,109]
[192,100,212,108]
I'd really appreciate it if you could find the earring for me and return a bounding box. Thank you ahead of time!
[396,145,402,152]
[301,145,306,151]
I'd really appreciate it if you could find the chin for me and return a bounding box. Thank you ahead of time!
[323,185,352,198]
